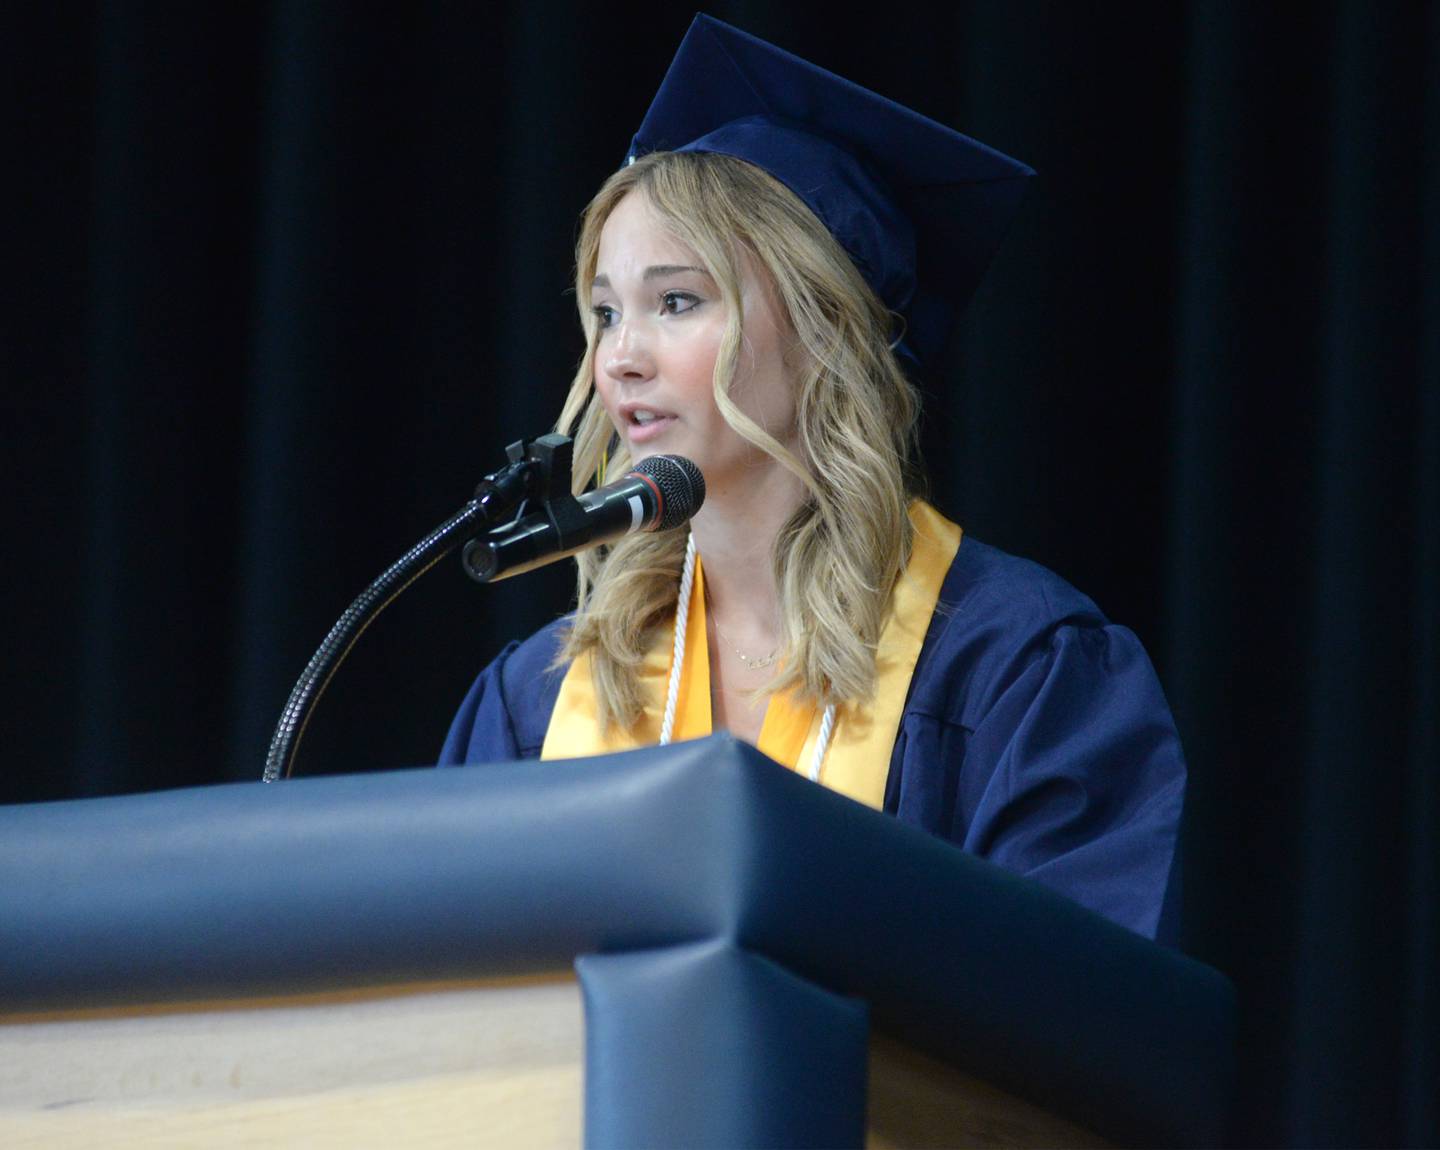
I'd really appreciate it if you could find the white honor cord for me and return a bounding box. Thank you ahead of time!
[659,531,836,783]
[658,533,696,747]
[809,702,836,782]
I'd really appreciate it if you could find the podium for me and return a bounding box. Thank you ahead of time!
[0,736,1233,1147]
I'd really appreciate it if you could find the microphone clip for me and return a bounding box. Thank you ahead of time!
[501,434,589,548]
[463,434,589,582]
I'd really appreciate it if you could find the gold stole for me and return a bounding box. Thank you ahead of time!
[540,502,961,811]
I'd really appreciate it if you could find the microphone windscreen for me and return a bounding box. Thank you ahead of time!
[633,455,705,530]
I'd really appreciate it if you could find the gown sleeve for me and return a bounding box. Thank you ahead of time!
[438,620,569,765]
[438,641,523,765]
[886,550,1186,945]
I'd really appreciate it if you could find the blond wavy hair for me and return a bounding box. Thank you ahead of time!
[557,150,921,730]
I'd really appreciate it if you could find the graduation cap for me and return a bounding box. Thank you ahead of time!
[626,14,1035,368]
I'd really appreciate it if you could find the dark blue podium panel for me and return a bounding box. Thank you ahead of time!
[0,735,1233,1146]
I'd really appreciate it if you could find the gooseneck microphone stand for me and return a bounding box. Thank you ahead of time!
[261,434,576,782]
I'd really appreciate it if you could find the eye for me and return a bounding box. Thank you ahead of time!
[591,304,618,330]
[661,291,700,316]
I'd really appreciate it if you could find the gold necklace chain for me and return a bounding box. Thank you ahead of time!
[706,591,778,670]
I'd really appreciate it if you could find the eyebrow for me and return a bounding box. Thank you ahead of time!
[591,265,711,289]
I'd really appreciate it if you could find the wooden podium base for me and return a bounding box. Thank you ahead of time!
[2,977,1107,1149]
[1,977,583,1149]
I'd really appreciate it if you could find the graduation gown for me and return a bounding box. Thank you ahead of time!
[440,536,1186,945]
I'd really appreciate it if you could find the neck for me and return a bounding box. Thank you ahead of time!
[689,456,807,634]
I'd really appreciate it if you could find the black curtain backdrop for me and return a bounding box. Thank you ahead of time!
[4,4,1436,1146]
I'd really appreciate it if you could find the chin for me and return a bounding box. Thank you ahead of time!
[625,432,692,467]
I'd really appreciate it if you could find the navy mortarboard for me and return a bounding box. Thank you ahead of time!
[626,14,1035,366]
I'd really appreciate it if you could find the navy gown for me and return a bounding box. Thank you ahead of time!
[440,536,1186,945]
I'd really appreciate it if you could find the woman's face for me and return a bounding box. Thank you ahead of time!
[590,192,800,497]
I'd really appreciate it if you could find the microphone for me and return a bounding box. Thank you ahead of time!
[462,454,705,583]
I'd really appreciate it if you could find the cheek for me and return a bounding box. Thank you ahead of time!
[731,290,798,432]
[591,368,622,426]
[668,334,724,409]
[732,346,796,431]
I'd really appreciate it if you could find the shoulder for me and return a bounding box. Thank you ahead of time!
[908,534,1144,728]
[942,535,1105,626]
[439,616,573,763]
[495,615,573,697]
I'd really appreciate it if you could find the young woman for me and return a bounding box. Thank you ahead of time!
[442,17,1186,945]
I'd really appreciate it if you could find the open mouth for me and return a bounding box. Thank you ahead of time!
[622,406,678,441]
[628,408,672,425]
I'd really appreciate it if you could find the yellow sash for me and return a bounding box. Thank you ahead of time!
[541,502,961,810]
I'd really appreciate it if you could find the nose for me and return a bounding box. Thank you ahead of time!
[602,319,656,383]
